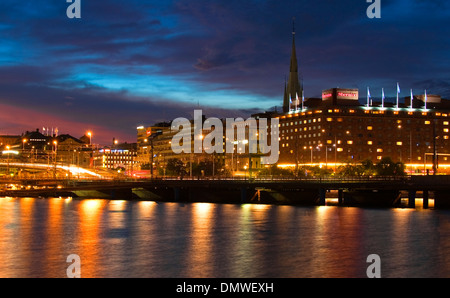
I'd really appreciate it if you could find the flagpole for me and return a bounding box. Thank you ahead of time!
[301,90,304,111]
[367,87,370,108]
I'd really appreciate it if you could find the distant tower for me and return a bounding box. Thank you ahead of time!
[283,18,303,113]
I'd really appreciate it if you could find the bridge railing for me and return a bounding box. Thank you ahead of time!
[4,174,450,186]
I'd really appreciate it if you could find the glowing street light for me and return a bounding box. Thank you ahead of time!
[87,131,92,145]
[6,145,10,174]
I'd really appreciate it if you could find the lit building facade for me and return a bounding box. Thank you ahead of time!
[276,100,450,174]
[136,119,229,177]
[99,146,138,171]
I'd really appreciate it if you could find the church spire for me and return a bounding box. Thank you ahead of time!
[290,18,298,74]
[283,18,303,113]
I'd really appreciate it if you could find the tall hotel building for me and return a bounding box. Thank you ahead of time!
[276,27,450,174]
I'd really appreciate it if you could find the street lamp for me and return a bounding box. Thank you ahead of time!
[53,140,58,179]
[87,131,92,146]
[6,145,10,175]
[148,131,162,179]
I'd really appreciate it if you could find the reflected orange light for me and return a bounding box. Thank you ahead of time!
[187,203,214,277]
[138,201,156,217]
[78,199,105,278]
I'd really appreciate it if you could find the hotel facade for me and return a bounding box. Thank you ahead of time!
[276,90,450,174]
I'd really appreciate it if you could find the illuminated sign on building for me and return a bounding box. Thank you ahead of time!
[337,91,358,100]
[322,88,359,102]
[322,93,333,100]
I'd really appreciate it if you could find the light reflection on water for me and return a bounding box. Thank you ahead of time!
[0,197,450,278]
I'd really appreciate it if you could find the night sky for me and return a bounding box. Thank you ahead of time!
[0,0,449,144]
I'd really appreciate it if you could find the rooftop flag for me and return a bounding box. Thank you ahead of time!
[302,90,305,110]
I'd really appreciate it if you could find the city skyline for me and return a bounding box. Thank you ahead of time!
[0,0,449,144]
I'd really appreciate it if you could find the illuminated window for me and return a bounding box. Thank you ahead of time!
[418,157,422,161]
[444,129,449,133]
[337,118,343,122]
[337,148,343,152]
[396,142,403,146]
[397,120,402,124]
[347,140,353,145]
[327,118,333,122]
[327,140,332,144]
[444,121,449,126]
[445,136,449,140]
[377,156,382,160]
[367,126,373,131]
[377,148,383,153]
[425,121,431,125]
[436,113,442,116]
[349,110,355,113]
[367,141,373,145]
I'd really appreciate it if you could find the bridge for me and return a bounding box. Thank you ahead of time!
[1,175,450,208]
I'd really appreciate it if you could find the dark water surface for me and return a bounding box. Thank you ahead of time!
[1,197,450,278]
